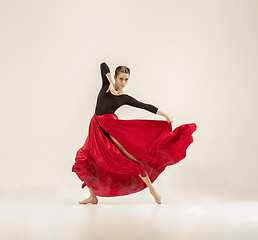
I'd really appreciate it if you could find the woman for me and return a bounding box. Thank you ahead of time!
[72,62,197,204]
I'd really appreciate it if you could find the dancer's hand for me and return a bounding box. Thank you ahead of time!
[106,83,120,96]
[165,115,173,123]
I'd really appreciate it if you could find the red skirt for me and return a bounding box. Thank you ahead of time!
[72,113,197,197]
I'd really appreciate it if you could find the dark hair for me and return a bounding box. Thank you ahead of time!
[115,65,130,77]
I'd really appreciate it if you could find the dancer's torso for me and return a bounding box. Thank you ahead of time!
[94,62,158,138]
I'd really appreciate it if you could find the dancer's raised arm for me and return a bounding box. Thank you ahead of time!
[100,62,112,86]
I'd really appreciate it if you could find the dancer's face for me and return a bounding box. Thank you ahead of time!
[114,73,129,90]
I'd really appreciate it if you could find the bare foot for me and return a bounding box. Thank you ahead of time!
[78,196,98,204]
[150,188,162,204]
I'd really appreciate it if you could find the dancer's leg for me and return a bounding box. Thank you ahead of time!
[78,186,98,205]
[88,186,96,197]
[138,174,161,204]
[110,135,162,204]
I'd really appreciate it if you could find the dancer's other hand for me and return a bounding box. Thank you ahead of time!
[165,115,173,123]
[156,109,173,123]
[106,83,120,96]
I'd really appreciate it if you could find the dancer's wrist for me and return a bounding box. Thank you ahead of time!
[105,72,115,85]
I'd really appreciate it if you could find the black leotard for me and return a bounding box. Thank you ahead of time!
[95,62,158,139]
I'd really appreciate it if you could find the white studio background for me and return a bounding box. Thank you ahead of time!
[0,0,257,204]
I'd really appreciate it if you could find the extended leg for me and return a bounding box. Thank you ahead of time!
[109,135,162,204]
[109,135,141,163]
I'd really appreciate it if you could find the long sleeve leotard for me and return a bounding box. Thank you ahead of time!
[95,62,158,139]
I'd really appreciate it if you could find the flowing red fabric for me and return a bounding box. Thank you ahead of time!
[72,113,197,197]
